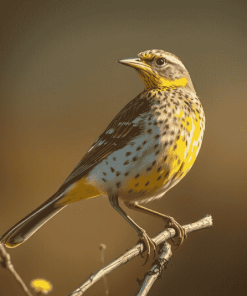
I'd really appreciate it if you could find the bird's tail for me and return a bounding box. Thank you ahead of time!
[0,193,66,248]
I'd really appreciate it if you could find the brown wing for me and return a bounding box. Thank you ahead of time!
[57,92,152,194]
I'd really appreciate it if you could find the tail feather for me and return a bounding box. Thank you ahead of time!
[1,194,66,248]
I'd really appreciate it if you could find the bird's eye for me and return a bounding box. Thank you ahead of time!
[156,58,165,66]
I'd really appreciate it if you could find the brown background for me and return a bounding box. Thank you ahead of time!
[0,0,246,295]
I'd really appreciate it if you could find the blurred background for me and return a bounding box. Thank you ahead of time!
[0,0,246,295]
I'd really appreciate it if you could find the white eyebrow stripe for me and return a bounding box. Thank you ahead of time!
[163,54,186,69]
[138,50,187,70]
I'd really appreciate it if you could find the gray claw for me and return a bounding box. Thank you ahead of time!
[165,216,187,248]
[138,230,156,265]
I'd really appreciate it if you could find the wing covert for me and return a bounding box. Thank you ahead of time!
[58,93,152,193]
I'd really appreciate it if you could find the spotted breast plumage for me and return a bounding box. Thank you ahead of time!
[1,49,205,261]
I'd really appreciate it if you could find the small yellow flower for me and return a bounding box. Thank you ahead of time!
[31,279,52,294]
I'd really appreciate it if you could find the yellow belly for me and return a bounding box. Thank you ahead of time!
[124,110,202,196]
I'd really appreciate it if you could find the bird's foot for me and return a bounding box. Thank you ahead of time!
[165,216,187,248]
[137,229,156,265]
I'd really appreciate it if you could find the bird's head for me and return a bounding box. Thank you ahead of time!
[119,49,196,93]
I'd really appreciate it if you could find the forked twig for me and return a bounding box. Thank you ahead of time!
[137,242,172,296]
[69,215,213,296]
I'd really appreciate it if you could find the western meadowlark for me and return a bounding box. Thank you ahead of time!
[1,49,205,262]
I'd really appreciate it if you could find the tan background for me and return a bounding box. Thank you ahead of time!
[0,0,246,295]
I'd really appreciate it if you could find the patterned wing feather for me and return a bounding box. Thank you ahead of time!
[58,93,151,193]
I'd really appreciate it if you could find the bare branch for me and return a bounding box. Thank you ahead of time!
[69,215,213,296]
[137,242,172,296]
[0,242,33,296]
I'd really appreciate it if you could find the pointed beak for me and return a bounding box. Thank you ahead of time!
[118,58,151,71]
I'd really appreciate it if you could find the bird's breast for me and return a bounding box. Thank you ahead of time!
[87,90,205,203]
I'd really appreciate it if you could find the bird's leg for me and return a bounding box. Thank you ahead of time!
[109,194,156,264]
[124,202,187,247]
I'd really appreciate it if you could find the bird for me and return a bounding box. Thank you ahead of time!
[1,49,205,262]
